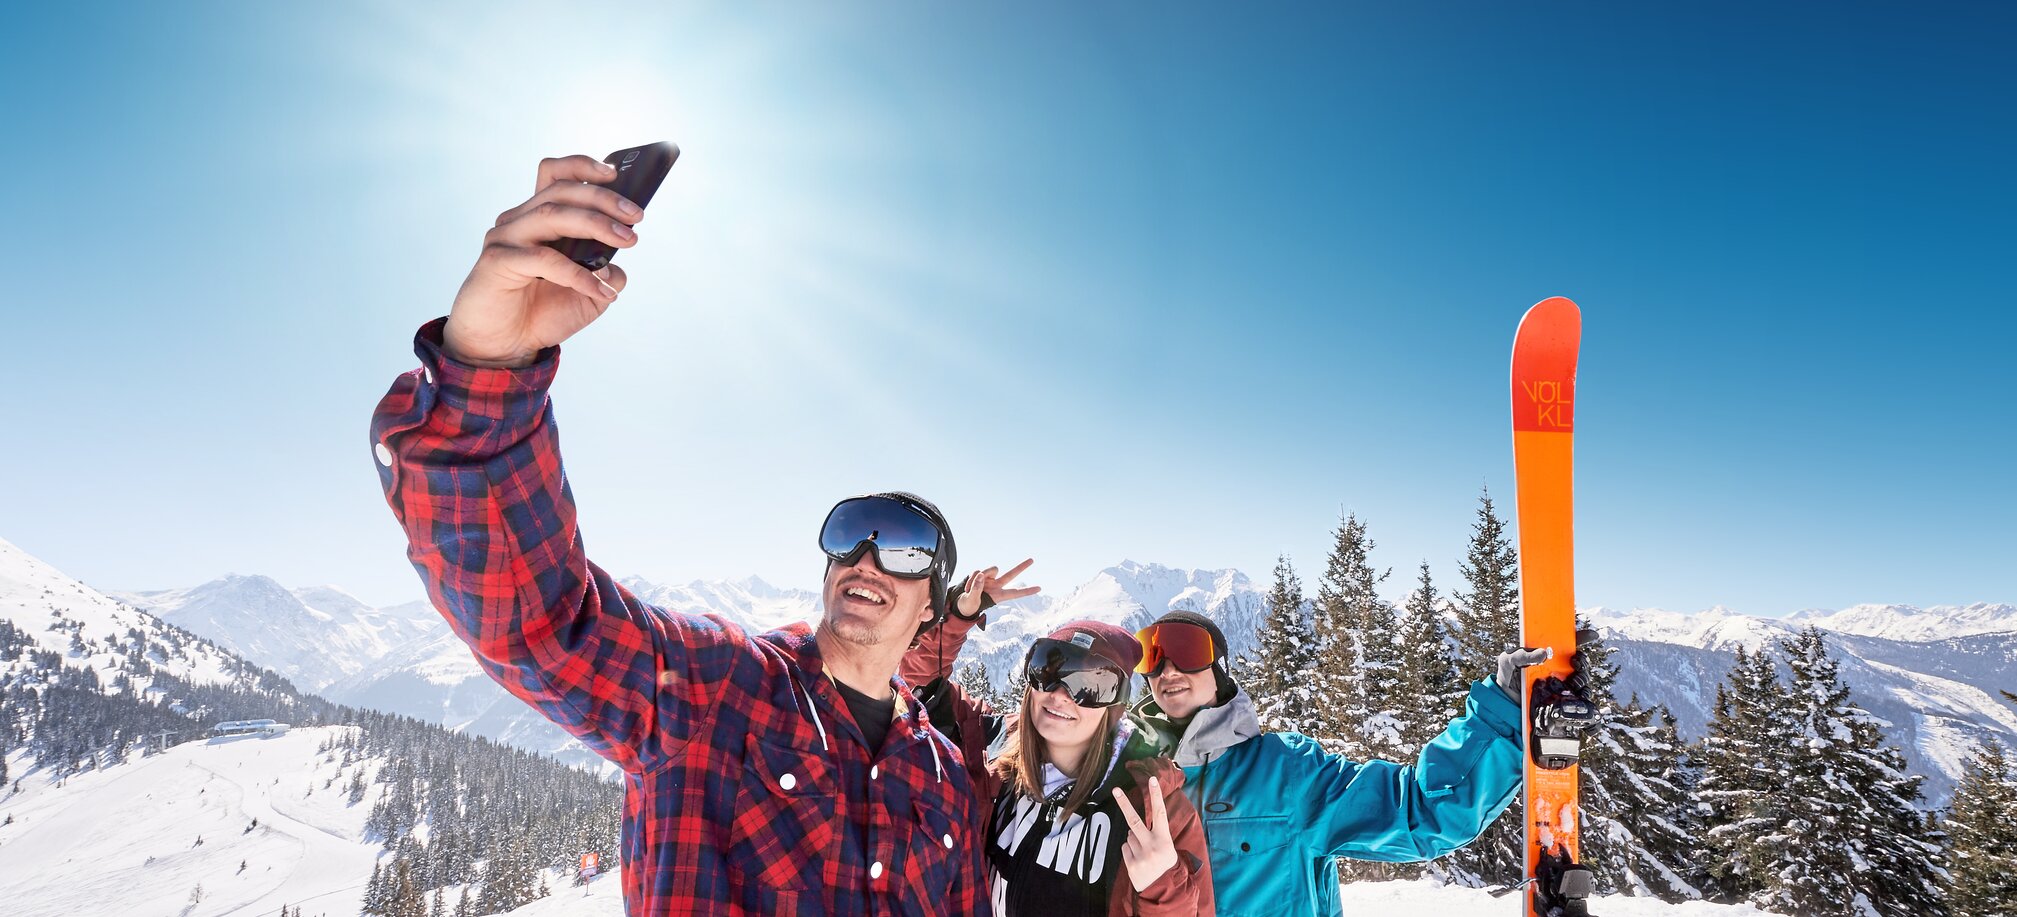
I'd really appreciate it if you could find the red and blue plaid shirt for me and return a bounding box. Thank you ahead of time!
[370,319,988,916]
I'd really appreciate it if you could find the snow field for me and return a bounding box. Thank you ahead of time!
[0,727,384,917]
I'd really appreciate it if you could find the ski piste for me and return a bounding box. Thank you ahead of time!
[1511,296,1597,917]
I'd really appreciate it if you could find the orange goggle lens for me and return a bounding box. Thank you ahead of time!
[1133,621,1218,675]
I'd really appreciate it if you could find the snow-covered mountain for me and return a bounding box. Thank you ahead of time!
[112,575,440,692]
[616,574,822,633]
[0,538,277,698]
[1786,602,2017,642]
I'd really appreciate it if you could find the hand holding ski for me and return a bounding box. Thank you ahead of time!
[444,155,642,368]
[1494,646,1553,702]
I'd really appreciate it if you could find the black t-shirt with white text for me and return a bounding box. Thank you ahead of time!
[986,766,1140,915]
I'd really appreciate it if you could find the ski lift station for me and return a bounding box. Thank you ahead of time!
[210,719,289,738]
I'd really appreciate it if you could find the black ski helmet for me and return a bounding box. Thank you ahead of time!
[1148,609,1237,706]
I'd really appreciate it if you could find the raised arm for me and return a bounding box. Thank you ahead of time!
[1300,677,1525,862]
[372,155,750,775]
[900,560,1038,687]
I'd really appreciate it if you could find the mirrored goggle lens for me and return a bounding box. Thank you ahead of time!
[1134,621,1218,674]
[819,497,941,577]
[1025,639,1126,707]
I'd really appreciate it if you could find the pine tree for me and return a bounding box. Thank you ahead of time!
[1451,489,1519,674]
[1310,512,1381,760]
[1747,628,1946,917]
[952,661,1003,712]
[362,862,388,916]
[1694,643,1790,902]
[387,859,426,917]
[1946,739,2017,916]
[1573,623,1700,901]
[1245,554,1319,734]
[1444,491,1524,888]
[453,887,474,917]
[1395,561,1465,752]
[1353,586,1407,765]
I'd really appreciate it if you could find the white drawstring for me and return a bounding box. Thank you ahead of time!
[797,677,831,752]
[800,669,938,782]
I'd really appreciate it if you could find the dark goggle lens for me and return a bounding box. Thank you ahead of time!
[818,496,941,577]
[1024,638,1126,708]
[1134,621,1218,675]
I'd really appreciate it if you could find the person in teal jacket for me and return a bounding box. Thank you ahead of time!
[1126,609,1539,917]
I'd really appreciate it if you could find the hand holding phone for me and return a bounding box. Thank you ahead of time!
[550,142,679,270]
[442,145,678,368]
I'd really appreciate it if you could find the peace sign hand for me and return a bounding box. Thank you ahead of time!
[955,559,1042,618]
[1112,776,1180,893]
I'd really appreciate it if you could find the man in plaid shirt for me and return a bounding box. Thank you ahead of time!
[369,153,989,916]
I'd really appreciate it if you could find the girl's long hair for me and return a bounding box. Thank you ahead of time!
[992,690,1126,823]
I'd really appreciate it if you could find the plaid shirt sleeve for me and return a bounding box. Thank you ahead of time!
[369,318,739,774]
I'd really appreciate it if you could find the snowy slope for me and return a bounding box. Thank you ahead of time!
[113,576,441,693]
[0,726,586,917]
[0,537,262,694]
[0,727,383,917]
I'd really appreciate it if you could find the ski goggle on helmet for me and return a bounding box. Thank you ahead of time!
[1133,620,1220,675]
[1024,638,1129,708]
[818,495,948,578]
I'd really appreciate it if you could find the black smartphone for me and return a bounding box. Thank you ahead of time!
[550,141,679,271]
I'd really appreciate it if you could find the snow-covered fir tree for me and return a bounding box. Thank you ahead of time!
[1243,553,1319,734]
[1944,739,2017,916]
[1451,490,1519,673]
[1573,623,1700,901]
[952,660,999,710]
[1752,627,1945,917]
[1310,512,1382,760]
[475,835,541,913]
[1694,643,1791,902]
[1697,629,1946,916]
[1395,561,1465,752]
[1444,492,1525,888]
[1353,580,1408,765]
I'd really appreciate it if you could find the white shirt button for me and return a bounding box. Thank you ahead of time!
[869,861,884,879]
[422,366,434,384]
[779,773,796,791]
[870,765,879,779]
[943,834,954,849]
[374,442,393,467]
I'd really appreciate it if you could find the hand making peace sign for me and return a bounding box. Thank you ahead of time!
[955,559,1042,618]
[1112,776,1181,893]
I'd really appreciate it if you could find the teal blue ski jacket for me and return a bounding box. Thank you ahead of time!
[1130,681,1524,917]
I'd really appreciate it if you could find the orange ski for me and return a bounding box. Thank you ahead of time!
[1512,297,1596,917]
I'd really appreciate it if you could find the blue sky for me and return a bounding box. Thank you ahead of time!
[1,2,2010,616]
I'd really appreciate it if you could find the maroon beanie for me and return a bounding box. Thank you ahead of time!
[1044,619,1143,673]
